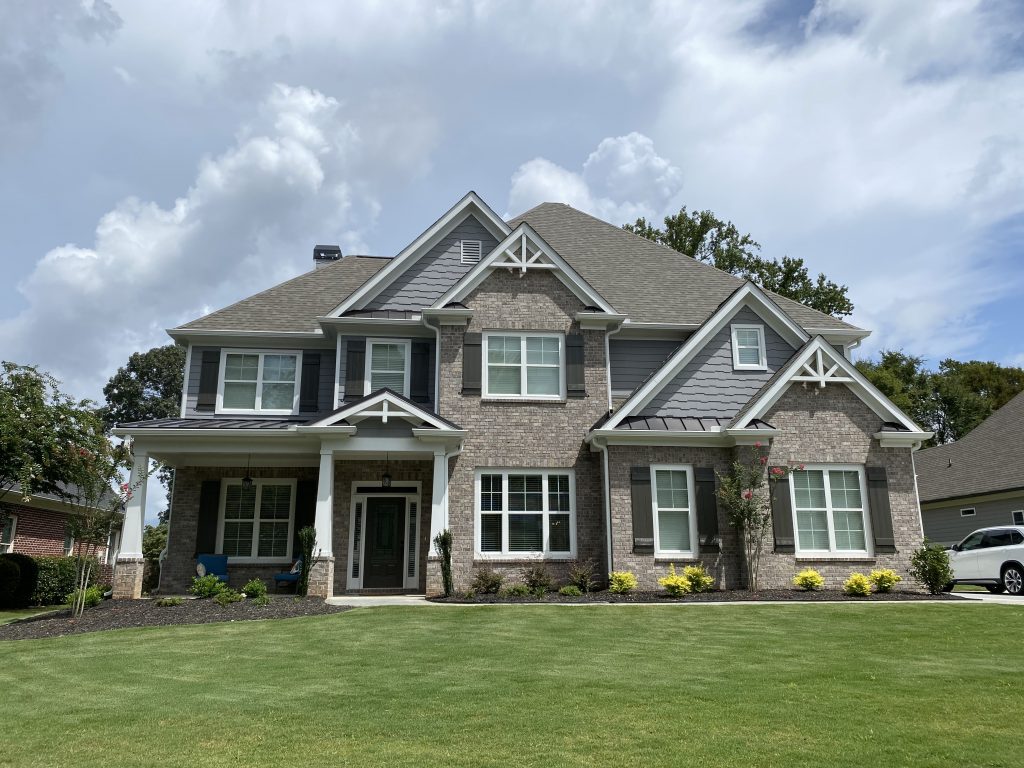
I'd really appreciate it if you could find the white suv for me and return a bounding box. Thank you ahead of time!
[947,526,1024,595]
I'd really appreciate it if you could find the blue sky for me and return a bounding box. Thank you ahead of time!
[2,0,1023,392]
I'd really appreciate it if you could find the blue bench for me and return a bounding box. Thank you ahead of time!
[196,554,228,582]
[274,560,302,592]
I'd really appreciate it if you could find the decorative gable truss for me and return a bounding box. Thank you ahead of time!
[304,389,463,433]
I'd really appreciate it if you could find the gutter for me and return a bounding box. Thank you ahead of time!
[591,436,614,576]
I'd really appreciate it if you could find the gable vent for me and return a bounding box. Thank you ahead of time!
[460,240,482,265]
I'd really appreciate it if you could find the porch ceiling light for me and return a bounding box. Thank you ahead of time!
[382,452,392,489]
[242,454,254,490]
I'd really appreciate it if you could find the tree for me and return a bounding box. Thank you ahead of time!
[854,351,937,435]
[624,207,854,317]
[101,344,185,522]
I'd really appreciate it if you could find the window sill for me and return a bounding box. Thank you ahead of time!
[794,555,876,562]
[474,554,575,562]
[654,556,701,563]
[215,411,299,417]
[480,398,566,405]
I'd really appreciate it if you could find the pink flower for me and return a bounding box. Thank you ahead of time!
[120,483,130,491]
[770,467,785,476]
[754,441,762,449]
[798,464,806,471]
[759,456,767,465]
[742,490,753,500]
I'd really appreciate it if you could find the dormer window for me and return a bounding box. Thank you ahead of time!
[217,350,300,415]
[731,324,767,370]
[460,240,482,265]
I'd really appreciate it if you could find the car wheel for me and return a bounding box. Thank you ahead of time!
[985,584,1006,594]
[1002,565,1024,596]
[942,581,955,593]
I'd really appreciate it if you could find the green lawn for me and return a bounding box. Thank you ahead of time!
[0,606,62,625]
[1,605,1021,767]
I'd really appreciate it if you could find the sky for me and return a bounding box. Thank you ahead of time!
[1,1,1023,524]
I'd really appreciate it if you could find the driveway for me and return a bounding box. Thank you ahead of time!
[955,592,1024,605]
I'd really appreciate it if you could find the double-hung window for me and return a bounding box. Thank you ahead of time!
[651,466,697,555]
[476,470,575,558]
[365,339,410,396]
[731,324,767,370]
[484,332,563,399]
[219,479,296,561]
[791,466,871,554]
[0,514,15,553]
[218,350,300,414]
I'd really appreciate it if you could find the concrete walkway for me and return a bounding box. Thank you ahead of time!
[953,592,1024,605]
[327,595,439,607]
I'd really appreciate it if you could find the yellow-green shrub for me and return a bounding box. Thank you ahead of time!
[658,564,691,596]
[682,564,715,593]
[869,568,901,593]
[608,571,638,594]
[793,568,825,591]
[843,572,872,596]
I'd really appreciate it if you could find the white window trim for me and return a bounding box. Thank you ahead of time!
[63,531,75,557]
[651,464,699,557]
[215,349,302,416]
[731,324,767,371]
[364,338,412,397]
[474,469,576,559]
[960,507,976,517]
[482,331,566,401]
[1,514,16,554]
[216,478,297,563]
[346,481,422,591]
[790,464,873,556]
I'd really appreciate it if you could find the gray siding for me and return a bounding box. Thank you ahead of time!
[922,494,1024,545]
[336,336,436,410]
[642,306,796,419]
[184,346,335,417]
[366,215,499,311]
[609,338,685,397]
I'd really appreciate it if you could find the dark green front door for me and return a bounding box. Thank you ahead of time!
[363,497,405,588]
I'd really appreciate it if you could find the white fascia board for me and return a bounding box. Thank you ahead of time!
[603,283,810,429]
[167,328,328,345]
[307,390,454,431]
[328,192,510,317]
[421,307,474,326]
[575,312,628,330]
[587,428,732,448]
[432,223,617,314]
[411,428,468,442]
[874,431,934,448]
[316,316,435,338]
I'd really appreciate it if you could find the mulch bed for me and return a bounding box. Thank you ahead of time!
[0,597,350,641]
[431,589,965,604]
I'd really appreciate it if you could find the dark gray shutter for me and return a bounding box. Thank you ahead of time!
[566,333,586,398]
[299,353,321,413]
[195,350,220,412]
[194,480,221,556]
[344,339,366,401]
[695,467,720,553]
[292,480,317,558]
[630,466,654,554]
[411,341,430,404]
[462,332,482,396]
[769,468,795,552]
[866,466,897,553]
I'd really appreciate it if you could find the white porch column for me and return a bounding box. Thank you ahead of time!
[429,448,449,547]
[314,449,335,557]
[120,451,148,559]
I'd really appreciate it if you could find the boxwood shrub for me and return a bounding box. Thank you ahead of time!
[33,556,97,606]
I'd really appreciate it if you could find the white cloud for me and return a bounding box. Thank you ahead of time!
[0,83,421,400]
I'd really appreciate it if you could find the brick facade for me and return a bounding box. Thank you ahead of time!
[1,501,116,583]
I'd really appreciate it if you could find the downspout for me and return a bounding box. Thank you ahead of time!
[420,313,442,417]
[594,436,614,576]
[911,441,925,540]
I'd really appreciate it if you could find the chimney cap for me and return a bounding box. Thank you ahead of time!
[313,244,342,262]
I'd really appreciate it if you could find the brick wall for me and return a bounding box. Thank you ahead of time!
[2,501,114,582]
[437,269,609,593]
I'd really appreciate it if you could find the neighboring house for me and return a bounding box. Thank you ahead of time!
[111,192,931,599]
[0,483,122,579]
[915,391,1024,545]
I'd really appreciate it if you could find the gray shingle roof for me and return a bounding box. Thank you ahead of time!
[915,391,1024,503]
[116,418,305,429]
[178,256,387,332]
[1,481,121,511]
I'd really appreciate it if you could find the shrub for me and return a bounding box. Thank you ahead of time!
[559,585,582,597]
[682,564,715,593]
[869,568,902,593]
[909,543,954,595]
[297,525,317,597]
[843,572,872,597]
[568,559,598,593]
[793,568,825,591]
[242,578,267,598]
[471,567,504,594]
[658,564,692,597]
[608,571,638,594]
[190,574,226,598]
[433,529,454,597]
[252,594,271,607]
[156,597,184,607]
[0,553,38,608]
[66,585,103,609]
[522,564,555,595]
[214,588,244,606]
[501,583,532,597]
[33,556,96,605]
[0,557,20,608]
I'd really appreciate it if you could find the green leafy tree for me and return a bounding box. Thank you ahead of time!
[624,207,854,317]
[101,344,185,522]
[855,351,937,435]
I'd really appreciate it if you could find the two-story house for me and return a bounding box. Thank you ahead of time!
[111,192,932,598]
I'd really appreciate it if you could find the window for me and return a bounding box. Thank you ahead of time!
[218,350,300,414]
[1,515,15,553]
[218,480,295,560]
[983,530,1015,548]
[791,467,871,554]
[365,339,410,396]
[958,531,985,551]
[484,332,563,399]
[1012,510,1023,526]
[652,466,697,555]
[960,507,976,517]
[461,240,482,264]
[731,324,767,370]
[476,470,575,558]
[63,531,74,556]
